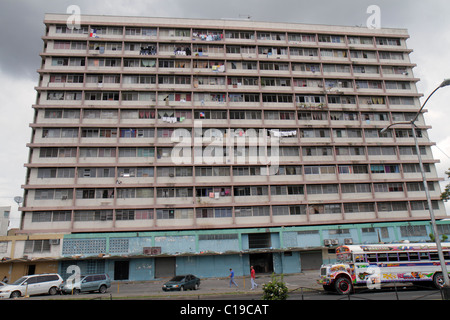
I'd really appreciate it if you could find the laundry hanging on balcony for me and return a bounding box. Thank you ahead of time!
[90,29,98,38]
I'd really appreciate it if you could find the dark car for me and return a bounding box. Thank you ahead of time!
[162,274,200,291]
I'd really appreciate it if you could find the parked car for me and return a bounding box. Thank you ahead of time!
[0,274,63,299]
[162,274,200,291]
[59,273,111,294]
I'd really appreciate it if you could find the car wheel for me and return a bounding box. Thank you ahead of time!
[180,286,185,291]
[194,283,199,290]
[73,289,81,295]
[49,286,58,295]
[99,285,107,294]
[10,291,21,299]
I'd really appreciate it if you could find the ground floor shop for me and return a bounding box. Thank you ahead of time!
[2,220,450,282]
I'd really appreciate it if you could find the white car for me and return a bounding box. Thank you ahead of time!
[0,274,62,298]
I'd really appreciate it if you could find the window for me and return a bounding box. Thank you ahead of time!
[248,233,271,249]
[344,202,374,213]
[31,211,69,222]
[199,234,238,241]
[74,210,113,221]
[341,183,371,193]
[307,184,338,194]
[272,205,306,216]
[304,166,335,175]
[403,163,430,173]
[24,240,51,253]
[376,37,401,46]
[196,207,232,218]
[303,147,332,157]
[301,129,330,138]
[235,206,269,217]
[377,202,407,212]
[370,164,399,174]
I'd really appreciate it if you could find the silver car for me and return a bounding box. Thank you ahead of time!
[0,274,62,298]
[59,273,111,294]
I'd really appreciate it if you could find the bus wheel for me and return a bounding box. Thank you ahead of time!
[334,277,353,295]
[433,272,444,289]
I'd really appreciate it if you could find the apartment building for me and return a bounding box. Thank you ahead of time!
[0,207,10,236]
[13,14,449,280]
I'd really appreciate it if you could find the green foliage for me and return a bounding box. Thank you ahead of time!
[262,273,289,300]
[441,169,450,202]
[429,233,449,242]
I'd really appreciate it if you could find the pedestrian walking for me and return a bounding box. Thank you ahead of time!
[250,266,258,290]
[229,268,238,287]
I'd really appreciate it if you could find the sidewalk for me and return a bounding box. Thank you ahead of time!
[25,270,322,300]
[49,270,322,299]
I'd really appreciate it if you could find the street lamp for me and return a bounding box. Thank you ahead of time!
[381,79,450,290]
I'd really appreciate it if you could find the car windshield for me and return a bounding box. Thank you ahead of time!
[11,277,27,285]
[170,276,186,281]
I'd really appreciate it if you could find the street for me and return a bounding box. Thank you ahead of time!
[18,270,447,301]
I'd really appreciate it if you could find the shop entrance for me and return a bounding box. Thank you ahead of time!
[155,257,176,278]
[114,260,129,280]
[249,253,273,274]
[300,251,323,270]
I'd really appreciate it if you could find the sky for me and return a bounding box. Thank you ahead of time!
[0,0,449,228]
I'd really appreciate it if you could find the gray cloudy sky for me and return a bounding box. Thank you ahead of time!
[0,0,449,227]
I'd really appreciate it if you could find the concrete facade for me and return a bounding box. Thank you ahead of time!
[7,14,448,282]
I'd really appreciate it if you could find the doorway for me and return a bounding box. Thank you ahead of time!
[249,253,273,274]
[27,264,36,275]
[155,257,176,278]
[114,260,129,280]
[300,251,323,270]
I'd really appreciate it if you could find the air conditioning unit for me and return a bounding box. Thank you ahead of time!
[331,239,339,246]
[143,247,161,255]
[324,239,332,246]
[49,239,60,245]
[344,238,353,245]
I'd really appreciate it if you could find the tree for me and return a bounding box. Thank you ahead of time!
[429,232,448,242]
[441,169,450,202]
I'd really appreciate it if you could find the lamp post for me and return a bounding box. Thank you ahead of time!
[381,79,450,291]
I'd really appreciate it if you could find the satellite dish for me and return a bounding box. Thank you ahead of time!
[14,196,23,205]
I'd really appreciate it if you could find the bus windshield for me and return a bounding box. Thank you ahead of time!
[336,252,352,263]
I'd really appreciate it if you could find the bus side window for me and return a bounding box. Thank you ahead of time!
[398,252,409,261]
[377,253,388,262]
[430,252,439,260]
[419,252,429,260]
[444,251,450,260]
[388,253,398,261]
[366,254,377,263]
[409,252,419,261]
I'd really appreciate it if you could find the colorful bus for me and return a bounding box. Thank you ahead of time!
[318,243,450,294]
